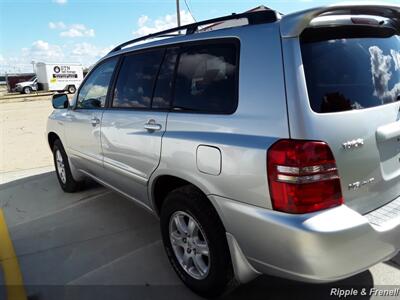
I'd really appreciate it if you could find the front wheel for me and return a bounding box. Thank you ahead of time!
[160,185,236,298]
[23,86,32,94]
[53,139,82,192]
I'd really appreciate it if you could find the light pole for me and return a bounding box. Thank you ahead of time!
[31,60,36,74]
[176,0,181,28]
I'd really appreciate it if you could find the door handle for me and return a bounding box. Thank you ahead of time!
[91,117,100,126]
[144,119,162,131]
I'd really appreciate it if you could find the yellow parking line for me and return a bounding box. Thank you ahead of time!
[0,209,27,300]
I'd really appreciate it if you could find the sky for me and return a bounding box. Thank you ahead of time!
[0,0,399,73]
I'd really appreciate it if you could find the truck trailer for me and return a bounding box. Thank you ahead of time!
[15,62,84,94]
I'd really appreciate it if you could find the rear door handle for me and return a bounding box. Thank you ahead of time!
[144,119,162,131]
[91,117,100,126]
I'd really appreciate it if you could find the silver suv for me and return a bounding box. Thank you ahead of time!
[47,4,400,297]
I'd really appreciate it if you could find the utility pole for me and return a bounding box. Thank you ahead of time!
[176,0,181,28]
[31,60,36,74]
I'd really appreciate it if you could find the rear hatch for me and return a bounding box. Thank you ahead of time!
[290,20,400,214]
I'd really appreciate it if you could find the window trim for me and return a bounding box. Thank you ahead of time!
[104,37,240,114]
[73,56,121,110]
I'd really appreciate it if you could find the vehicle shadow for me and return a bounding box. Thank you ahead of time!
[384,252,400,270]
[226,271,374,300]
[0,172,376,300]
[0,170,100,192]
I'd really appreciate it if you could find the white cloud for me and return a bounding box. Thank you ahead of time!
[52,0,68,5]
[49,22,95,38]
[24,40,65,61]
[49,21,66,30]
[369,45,400,103]
[70,42,114,65]
[71,42,111,57]
[60,25,95,38]
[0,41,112,73]
[138,15,149,27]
[390,49,400,71]
[133,10,195,36]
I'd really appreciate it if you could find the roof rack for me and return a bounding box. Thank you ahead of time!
[109,9,278,53]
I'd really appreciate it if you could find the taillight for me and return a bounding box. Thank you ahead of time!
[267,139,344,214]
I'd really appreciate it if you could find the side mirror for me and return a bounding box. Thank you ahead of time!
[52,93,69,109]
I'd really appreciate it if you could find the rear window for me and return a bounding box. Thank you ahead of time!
[301,26,400,113]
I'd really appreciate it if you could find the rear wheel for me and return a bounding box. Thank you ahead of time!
[160,185,236,297]
[23,86,32,94]
[67,85,76,94]
[53,139,82,192]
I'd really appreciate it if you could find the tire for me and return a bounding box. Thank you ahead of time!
[160,185,236,298]
[52,139,82,193]
[23,86,32,94]
[67,85,76,94]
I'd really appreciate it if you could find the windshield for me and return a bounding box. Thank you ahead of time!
[29,76,37,81]
[301,27,400,113]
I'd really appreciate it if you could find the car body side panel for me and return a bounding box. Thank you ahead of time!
[100,110,168,207]
[150,23,289,209]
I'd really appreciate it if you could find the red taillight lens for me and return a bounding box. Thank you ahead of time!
[267,139,344,214]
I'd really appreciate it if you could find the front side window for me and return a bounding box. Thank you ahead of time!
[301,27,400,113]
[112,49,164,108]
[77,57,118,109]
[173,42,238,114]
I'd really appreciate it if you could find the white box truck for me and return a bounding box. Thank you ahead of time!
[36,62,83,94]
[15,63,84,94]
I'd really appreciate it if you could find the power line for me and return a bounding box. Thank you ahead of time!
[183,0,197,23]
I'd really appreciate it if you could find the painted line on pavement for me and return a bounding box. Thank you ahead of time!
[0,209,27,300]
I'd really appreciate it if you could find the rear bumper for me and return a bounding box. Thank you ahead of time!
[211,195,400,283]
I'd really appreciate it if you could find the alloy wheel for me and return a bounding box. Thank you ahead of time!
[55,150,67,184]
[169,211,210,280]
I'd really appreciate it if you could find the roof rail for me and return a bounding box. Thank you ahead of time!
[109,9,278,54]
[280,2,400,38]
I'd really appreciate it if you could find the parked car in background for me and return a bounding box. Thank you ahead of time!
[47,4,400,298]
[15,62,84,94]
[14,76,38,94]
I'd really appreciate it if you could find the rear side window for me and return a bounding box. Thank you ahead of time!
[112,49,164,108]
[301,27,400,113]
[173,42,238,114]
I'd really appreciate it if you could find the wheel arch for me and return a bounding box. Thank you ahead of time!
[150,174,220,218]
[48,131,61,150]
[48,131,84,181]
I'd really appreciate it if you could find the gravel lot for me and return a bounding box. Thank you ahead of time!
[0,98,54,183]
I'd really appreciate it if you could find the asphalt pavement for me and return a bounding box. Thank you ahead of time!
[0,171,399,300]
